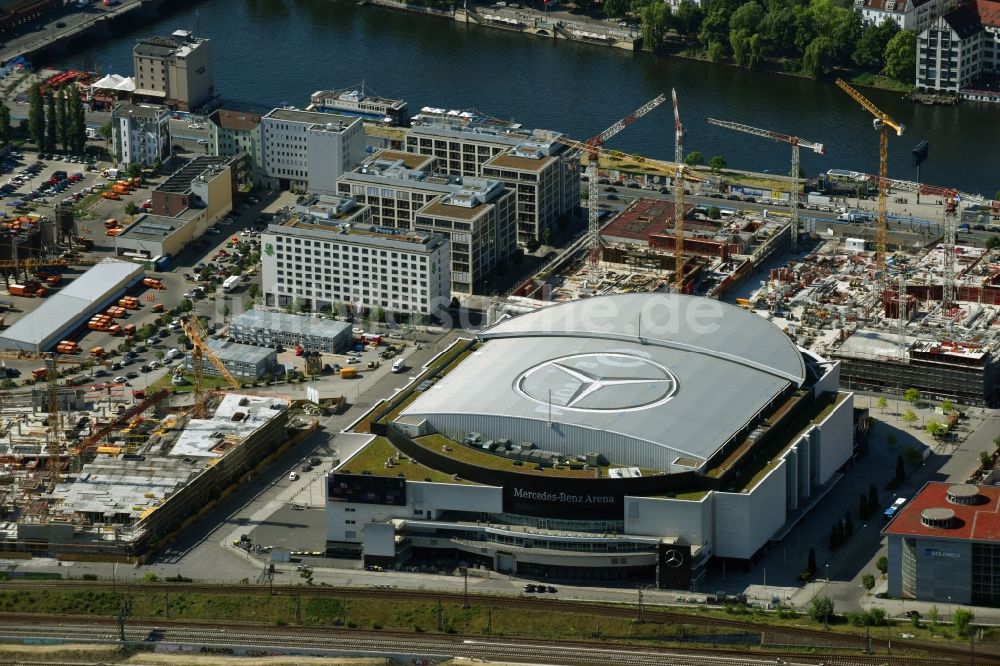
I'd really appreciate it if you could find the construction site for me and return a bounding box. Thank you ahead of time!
[0,313,318,562]
[494,84,1000,411]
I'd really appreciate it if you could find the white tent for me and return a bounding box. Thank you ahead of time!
[91,74,136,93]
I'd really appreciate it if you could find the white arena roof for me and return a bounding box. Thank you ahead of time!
[400,294,808,472]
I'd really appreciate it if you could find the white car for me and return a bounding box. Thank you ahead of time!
[187,123,203,130]
[114,376,128,383]
[289,472,299,481]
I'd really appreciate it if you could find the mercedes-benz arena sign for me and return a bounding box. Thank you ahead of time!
[515,352,679,413]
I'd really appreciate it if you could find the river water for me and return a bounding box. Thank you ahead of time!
[50,0,998,195]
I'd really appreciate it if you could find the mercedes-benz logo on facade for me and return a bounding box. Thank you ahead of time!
[515,353,678,413]
[662,550,685,568]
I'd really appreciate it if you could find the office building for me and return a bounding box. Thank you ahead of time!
[185,339,277,379]
[405,114,579,244]
[413,179,516,294]
[261,199,451,316]
[916,0,1000,93]
[132,30,214,111]
[229,310,353,353]
[261,109,365,193]
[207,109,264,186]
[110,103,172,168]
[885,482,1000,604]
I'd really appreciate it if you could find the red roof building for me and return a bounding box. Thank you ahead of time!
[883,481,1000,604]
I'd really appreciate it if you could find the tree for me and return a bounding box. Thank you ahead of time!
[673,0,704,39]
[0,102,10,147]
[940,399,953,413]
[802,35,835,79]
[98,120,112,141]
[707,206,722,220]
[729,1,763,33]
[883,30,916,82]
[707,39,726,63]
[604,0,629,17]
[126,162,143,179]
[27,84,44,149]
[684,151,703,166]
[45,92,56,153]
[808,595,834,626]
[853,18,898,68]
[876,555,888,576]
[896,454,905,481]
[124,201,140,218]
[925,420,947,439]
[862,573,875,594]
[67,85,87,154]
[708,155,727,172]
[56,90,68,152]
[877,395,888,413]
[747,32,764,68]
[760,6,796,55]
[986,236,1000,250]
[730,28,752,67]
[928,605,939,626]
[640,1,671,51]
[699,8,729,49]
[994,433,1000,450]
[904,387,921,405]
[953,607,974,637]
[901,408,918,426]
[886,432,897,448]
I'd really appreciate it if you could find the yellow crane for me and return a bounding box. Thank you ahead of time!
[181,316,240,410]
[672,89,685,293]
[835,78,904,272]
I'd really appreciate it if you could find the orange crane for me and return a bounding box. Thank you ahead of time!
[835,78,904,272]
[706,118,825,253]
[672,89,686,292]
[576,95,667,285]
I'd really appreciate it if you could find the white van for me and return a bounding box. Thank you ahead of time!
[391,359,406,373]
[166,348,183,361]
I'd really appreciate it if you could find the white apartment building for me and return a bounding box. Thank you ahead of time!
[337,150,464,229]
[132,30,214,111]
[917,2,990,91]
[857,0,960,31]
[404,118,579,244]
[261,109,366,193]
[110,103,172,168]
[413,179,516,295]
[261,197,451,317]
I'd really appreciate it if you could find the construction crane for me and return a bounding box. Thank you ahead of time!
[575,94,667,284]
[838,172,998,306]
[672,89,686,292]
[181,316,239,413]
[836,78,904,272]
[706,118,825,253]
[45,354,62,491]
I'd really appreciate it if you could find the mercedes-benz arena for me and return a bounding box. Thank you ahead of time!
[328,294,859,587]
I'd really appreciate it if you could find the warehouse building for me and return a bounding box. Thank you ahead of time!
[0,260,145,353]
[884,482,1000,605]
[229,310,353,352]
[185,339,277,379]
[328,294,857,584]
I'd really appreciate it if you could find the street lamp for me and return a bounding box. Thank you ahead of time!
[825,564,830,582]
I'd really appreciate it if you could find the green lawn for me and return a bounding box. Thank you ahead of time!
[341,436,464,484]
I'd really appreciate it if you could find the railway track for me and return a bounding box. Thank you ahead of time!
[0,581,992,663]
[0,619,981,666]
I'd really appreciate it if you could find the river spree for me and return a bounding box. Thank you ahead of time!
[52,0,998,196]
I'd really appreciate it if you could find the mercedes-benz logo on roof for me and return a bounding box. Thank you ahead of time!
[662,549,685,568]
[515,352,678,413]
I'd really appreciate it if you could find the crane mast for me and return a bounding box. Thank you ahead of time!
[579,95,667,285]
[672,89,685,292]
[835,78,904,273]
[706,118,825,253]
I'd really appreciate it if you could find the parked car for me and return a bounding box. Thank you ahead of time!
[289,472,299,481]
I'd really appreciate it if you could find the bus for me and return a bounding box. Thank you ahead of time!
[884,497,907,521]
[222,275,240,293]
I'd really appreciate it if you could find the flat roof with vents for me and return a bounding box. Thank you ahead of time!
[883,481,1000,541]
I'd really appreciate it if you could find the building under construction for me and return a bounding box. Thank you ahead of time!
[0,390,306,561]
[745,234,1000,407]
